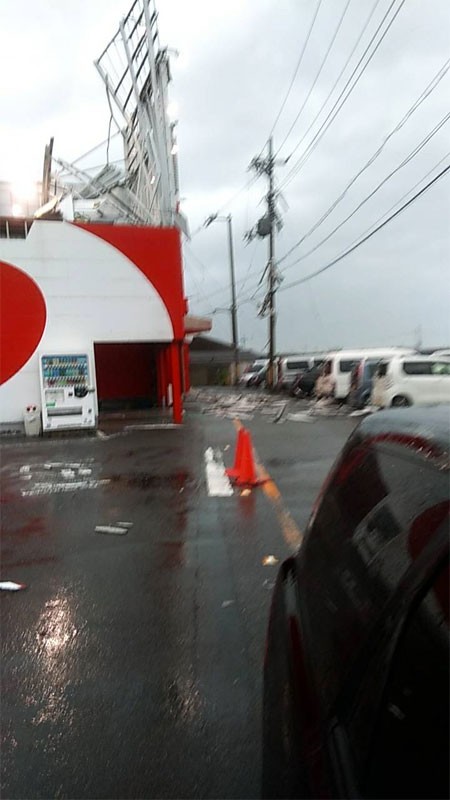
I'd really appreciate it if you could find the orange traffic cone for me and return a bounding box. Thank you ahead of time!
[226,426,246,479]
[228,428,265,487]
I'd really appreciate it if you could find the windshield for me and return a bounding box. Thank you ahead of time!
[243,361,265,373]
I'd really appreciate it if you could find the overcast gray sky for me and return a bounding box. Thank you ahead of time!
[1,0,449,352]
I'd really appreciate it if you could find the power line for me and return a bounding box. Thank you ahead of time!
[278,111,450,271]
[189,0,397,297]
[279,0,404,188]
[188,175,259,239]
[349,151,450,242]
[183,243,229,308]
[277,60,450,265]
[275,0,383,174]
[235,155,450,306]
[267,0,325,140]
[194,111,449,307]
[239,239,260,294]
[275,0,353,157]
[277,162,450,290]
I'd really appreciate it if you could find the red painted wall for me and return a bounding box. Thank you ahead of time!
[76,224,186,339]
[0,261,47,385]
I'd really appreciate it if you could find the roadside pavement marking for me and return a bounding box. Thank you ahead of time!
[232,417,303,553]
[204,447,234,497]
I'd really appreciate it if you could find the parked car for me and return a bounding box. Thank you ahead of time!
[372,355,450,408]
[238,359,268,388]
[347,358,381,408]
[263,406,449,799]
[289,364,324,398]
[315,348,415,402]
[431,349,450,358]
[277,355,324,392]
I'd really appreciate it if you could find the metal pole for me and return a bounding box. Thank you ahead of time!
[227,214,239,385]
[267,136,276,390]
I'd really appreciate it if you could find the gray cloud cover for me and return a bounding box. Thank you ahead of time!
[1,0,449,351]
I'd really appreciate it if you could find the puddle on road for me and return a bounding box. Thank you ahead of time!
[156,540,187,569]
[107,471,195,492]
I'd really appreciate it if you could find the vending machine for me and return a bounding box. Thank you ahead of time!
[39,353,97,431]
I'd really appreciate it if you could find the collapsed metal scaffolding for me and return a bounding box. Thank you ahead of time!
[94,0,180,227]
[46,0,184,229]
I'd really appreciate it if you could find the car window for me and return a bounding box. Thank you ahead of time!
[402,361,433,375]
[246,361,265,372]
[339,359,358,373]
[286,360,309,370]
[367,362,379,378]
[431,361,450,375]
[375,362,389,377]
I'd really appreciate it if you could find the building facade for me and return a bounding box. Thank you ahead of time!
[0,219,188,427]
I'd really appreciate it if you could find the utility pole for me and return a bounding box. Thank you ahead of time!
[267,137,276,391]
[205,213,240,385]
[248,136,284,390]
[226,214,240,384]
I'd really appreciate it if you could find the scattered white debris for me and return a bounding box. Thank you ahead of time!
[96,430,109,439]
[204,447,233,497]
[22,479,110,497]
[19,466,31,474]
[273,403,287,423]
[116,521,133,528]
[221,600,235,608]
[124,423,181,430]
[224,445,230,451]
[95,525,128,535]
[349,406,375,417]
[61,469,76,479]
[262,555,279,566]
[0,581,27,591]
[78,468,92,476]
[286,412,315,423]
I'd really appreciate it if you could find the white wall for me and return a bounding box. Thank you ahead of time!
[0,221,173,422]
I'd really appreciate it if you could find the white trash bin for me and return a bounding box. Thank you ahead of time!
[23,405,42,437]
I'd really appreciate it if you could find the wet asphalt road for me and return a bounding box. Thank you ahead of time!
[1,390,358,799]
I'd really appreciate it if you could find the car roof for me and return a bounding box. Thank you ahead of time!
[355,405,450,459]
[383,354,449,362]
[323,348,414,359]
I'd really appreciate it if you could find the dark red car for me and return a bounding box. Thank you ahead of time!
[263,406,449,799]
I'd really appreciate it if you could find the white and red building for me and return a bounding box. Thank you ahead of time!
[1,0,213,430]
[0,218,200,427]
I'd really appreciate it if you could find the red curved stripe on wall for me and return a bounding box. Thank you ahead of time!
[75,224,186,339]
[0,261,47,385]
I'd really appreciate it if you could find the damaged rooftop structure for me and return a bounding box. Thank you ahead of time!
[0,0,210,433]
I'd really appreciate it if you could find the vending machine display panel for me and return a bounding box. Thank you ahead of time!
[40,353,96,430]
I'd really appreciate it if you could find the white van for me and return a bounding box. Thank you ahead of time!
[277,354,325,391]
[372,355,450,408]
[315,348,415,401]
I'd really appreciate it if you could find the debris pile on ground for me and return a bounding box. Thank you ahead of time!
[194,390,291,421]
[192,387,376,421]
